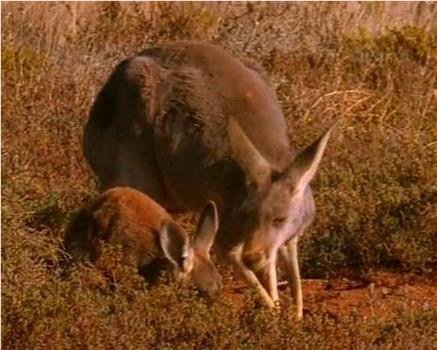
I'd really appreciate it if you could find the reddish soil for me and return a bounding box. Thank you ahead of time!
[226,272,437,319]
[303,272,436,319]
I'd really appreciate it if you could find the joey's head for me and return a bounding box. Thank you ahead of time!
[159,201,221,294]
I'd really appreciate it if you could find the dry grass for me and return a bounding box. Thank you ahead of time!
[2,2,437,349]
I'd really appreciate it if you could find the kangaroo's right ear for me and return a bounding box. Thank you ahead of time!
[159,220,190,267]
[280,127,332,193]
[193,201,219,255]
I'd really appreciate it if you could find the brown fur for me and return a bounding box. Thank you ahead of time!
[84,41,290,212]
[64,187,221,293]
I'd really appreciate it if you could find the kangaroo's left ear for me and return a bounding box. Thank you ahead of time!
[193,201,219,255]
[227,117,272,190]
[281,127,333,192]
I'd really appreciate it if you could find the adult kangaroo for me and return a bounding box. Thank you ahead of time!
[84,40,332,319]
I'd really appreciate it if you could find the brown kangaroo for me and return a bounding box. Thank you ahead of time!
[83,41,332,318]
[64,187,222,294]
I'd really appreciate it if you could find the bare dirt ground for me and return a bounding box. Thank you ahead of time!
[226,271,436,320]
[303,272,436,320]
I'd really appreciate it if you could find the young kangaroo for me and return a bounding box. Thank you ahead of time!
[64,187,222,294]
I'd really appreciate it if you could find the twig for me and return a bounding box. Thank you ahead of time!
[303,90,371,121]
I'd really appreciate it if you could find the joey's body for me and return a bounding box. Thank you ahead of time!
[64,187,221,293]
[84,41,332,318]
[66,187,170,265]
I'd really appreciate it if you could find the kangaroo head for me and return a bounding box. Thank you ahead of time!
[226,118,332,245]
[159,201,221,294]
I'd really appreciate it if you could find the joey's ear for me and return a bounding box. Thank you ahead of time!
[159,220,190,267]
[193,201,219,255]
[282,127,332,192]
[227,117,271,189]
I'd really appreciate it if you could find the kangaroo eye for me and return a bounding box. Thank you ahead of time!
[272,217,286,226]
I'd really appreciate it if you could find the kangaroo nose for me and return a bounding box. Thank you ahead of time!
[211,275,223,294]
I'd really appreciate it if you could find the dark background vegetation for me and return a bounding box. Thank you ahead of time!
[2,2,436,349]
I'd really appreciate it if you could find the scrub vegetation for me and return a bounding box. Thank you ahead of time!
[2,2,436,349]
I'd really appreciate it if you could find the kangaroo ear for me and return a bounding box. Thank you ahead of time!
[159,220,190,267]
[282,127,332,192]
[193,201,219,255]
[227,118,272,189]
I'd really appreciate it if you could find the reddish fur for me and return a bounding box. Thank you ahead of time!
[64,187,178,266]
[64,187,222,293]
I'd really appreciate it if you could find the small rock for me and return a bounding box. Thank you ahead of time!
[381,287,392,295]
